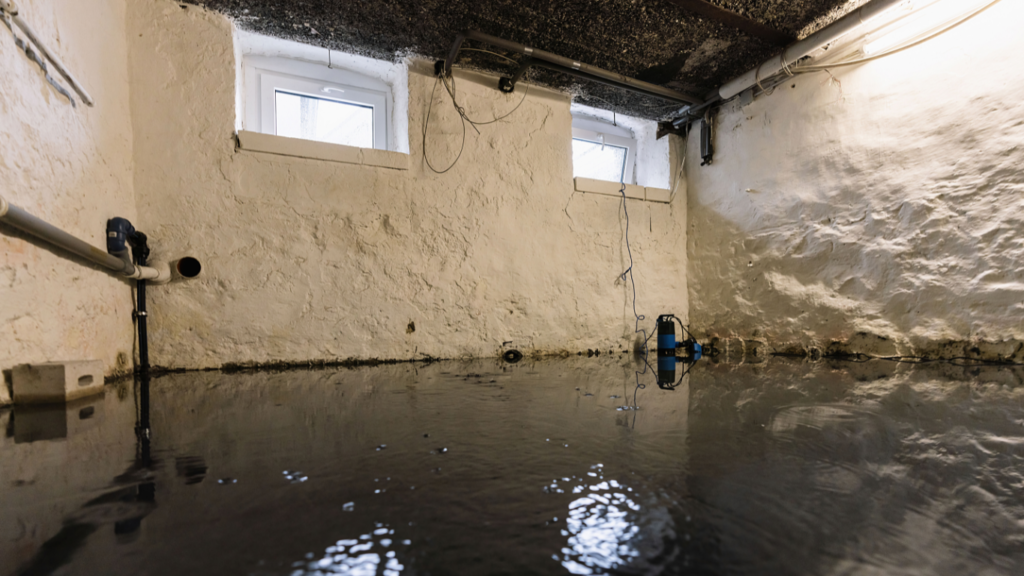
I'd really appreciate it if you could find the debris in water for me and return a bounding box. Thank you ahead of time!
[376,444,387,451]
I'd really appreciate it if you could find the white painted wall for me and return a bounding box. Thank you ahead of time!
[686,0,1024,357]
[0,0,137,388]
[126,0,687,370]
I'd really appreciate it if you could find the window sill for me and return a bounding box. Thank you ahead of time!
[236,130,409,170]
[573,178,671,204]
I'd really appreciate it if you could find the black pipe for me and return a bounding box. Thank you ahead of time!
[131,232,150,376]
[443,30,704,106]
[499,58,699,107]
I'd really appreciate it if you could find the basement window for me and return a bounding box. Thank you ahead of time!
[571,115,637,184]
[243,55,391,151]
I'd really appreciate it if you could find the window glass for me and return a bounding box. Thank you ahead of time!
[275,91,374,149]
[572,138,628,183]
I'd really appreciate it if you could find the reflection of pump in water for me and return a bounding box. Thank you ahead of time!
[655,354,697,391]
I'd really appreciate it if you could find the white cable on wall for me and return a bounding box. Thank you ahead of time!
[0,0,94,107]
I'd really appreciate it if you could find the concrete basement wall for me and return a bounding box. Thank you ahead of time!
[0,0,137,390]
[686,0,1024,361]
[127,0,687,370]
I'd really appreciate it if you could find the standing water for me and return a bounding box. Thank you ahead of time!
[3,356,1024,575]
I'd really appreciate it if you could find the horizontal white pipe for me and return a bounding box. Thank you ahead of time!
[127,262,171,283]
[0,193,128,272]
[719,0,907,100]
[0,0,94,106]
[0,194,187,283]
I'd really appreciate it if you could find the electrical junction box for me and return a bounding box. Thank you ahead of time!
[12,360,104,404]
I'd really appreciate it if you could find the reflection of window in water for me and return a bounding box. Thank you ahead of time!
[554,464,643,575]
[291,522,408,576]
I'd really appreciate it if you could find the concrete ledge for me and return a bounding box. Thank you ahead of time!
[645,187,671,203]
[574,177,644,200]
[13,360,104,404]
[573,178,672,204]
[236,130,410,170]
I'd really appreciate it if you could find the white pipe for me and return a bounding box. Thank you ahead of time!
[0,193,198,283]
[719,0,907,100]
[127,262,171,283]
[0,0,94,107]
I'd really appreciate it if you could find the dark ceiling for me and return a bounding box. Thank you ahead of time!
[188,0,862,119]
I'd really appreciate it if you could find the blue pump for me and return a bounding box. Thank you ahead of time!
[654,314,704,390]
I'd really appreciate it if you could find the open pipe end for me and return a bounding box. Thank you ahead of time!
[176,257,201,278]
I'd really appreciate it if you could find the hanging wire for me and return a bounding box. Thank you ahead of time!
[617,182,652,408]
[422,59,532,173]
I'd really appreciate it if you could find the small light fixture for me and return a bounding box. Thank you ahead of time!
[863,0,991,56]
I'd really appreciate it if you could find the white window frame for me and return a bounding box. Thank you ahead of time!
[243,56,391,151]
[571,115,637,185]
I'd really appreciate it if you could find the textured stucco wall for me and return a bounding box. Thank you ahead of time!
[127,0,687,370]
[687,0,1024,359]
[0,0,137,388]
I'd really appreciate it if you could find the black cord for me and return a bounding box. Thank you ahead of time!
[618,183,651,407]
[422,67,531,174]
[422,75,467,174]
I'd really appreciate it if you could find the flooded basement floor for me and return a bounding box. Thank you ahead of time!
[4,356,1024,575]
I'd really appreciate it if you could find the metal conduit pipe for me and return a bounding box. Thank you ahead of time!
[443,30,704,106]
[718,0,906,101]
[503,57,701,105]
[0,0,94,106]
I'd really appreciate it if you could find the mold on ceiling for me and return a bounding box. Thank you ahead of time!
[186,0,864,119]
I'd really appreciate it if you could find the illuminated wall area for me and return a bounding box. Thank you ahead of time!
[686,0,1024,359]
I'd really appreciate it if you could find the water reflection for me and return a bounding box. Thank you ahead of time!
[289,523,408,576]
[555,464,645,575]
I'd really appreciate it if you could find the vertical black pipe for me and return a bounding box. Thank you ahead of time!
[133,237,151,468]
[137,280,148,375]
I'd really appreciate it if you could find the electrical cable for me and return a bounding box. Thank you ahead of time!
[422,75,467,174]
[668,130,687,204]
[422,62,532,174]
[675,0,1001,127]
[791,0,1003,74]
[617,182,652,408]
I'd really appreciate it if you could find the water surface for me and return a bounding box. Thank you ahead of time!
[3,356,1024,575]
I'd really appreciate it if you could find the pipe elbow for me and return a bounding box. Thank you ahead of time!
[145,257,202,285]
